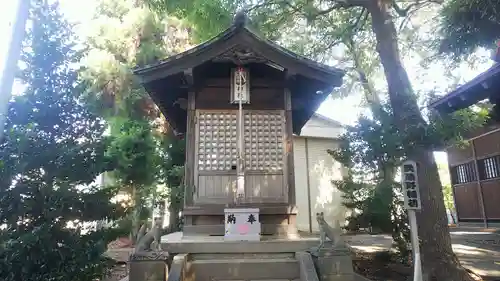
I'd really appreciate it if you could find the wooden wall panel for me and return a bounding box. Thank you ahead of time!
[195,174,236,204]
[454,183,482,220]
[447,128,500,224]
[480,180,500,219]
[244,174,286,203]
[474,131,500,159]
[196,80,284,110]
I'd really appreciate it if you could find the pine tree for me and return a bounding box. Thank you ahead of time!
[0,1,125,280]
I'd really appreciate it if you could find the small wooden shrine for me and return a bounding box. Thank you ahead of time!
[430,47,500,226]
[134,13,344,237]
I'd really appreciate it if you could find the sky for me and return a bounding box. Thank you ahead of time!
[0,0,494,165]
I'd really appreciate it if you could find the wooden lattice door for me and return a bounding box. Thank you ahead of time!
[242,110,286,203]
[195,111,237,203]
[195,110,287,204]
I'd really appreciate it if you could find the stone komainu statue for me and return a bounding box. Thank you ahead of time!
[134,218,163,253]
[316,212,344,251]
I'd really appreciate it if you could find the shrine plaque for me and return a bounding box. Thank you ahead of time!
[224,208,261,241]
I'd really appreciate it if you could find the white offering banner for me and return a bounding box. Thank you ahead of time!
[224,208,261,241]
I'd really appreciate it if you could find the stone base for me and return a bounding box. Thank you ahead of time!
[157,234,360,281]
[161,232,317,254]
[129,251,169,281]
[311,246,355,281]
[183,204,297,237]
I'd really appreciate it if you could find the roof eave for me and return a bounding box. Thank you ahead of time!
[133,22,345,87]
[430,63,500,112]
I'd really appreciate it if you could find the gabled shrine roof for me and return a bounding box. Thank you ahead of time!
[133,13,344,84]
[133,13,345,135]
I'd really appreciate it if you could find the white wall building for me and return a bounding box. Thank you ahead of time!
[293,113,347,233]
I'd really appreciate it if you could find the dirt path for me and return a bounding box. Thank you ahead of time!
[345,228,500,279]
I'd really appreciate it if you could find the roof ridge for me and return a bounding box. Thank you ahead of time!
[312,113,344,127]
[134,14,342,76]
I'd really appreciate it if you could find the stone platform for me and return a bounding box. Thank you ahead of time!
[161,231,317,254]
[159,232,358,281]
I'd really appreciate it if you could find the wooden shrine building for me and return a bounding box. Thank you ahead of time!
[430,60,500,226]
[129,13,364,281]
[134,13,345,237]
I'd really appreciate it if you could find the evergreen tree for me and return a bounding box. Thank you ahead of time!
[0,1,125,280]
[158,135,185,231]
[81,0,190,239]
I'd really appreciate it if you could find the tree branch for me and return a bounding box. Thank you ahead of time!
[307,7,367,58]
[244,1,308,21]
[316,5,341,16]
[281,0,303,13]
[392,0,443,17]
[333,0,375,8]
[352,8,368,32]
[320,0,373,12]
[392,0,415,17]
[244,1,280,13]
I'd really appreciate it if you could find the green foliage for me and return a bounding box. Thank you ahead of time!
[426,95,491,148]
[82,0,190,237]
[0,1,126,280]
[108,117,158,188]
[158,136,186,231]
[331,100,486,262]
[441,183,457,224]
[439,0,500,58]
[442,184,454,212]
[330,105,411,261]
[146,0,237,42]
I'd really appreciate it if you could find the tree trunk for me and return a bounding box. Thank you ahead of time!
[130,187,144,244]
[168,203,181,232]
[368,2,473,281]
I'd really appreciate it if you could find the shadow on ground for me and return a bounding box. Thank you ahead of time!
[344,229,500,279]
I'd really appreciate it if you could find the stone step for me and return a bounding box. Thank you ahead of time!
[191,258,300,281]
[192,252,296,260]
[201,279,298,281]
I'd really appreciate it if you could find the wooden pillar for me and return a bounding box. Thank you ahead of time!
[284,88,295,206]
[184,91,196,207]
[304,138,313,233]
[471,139,488,227]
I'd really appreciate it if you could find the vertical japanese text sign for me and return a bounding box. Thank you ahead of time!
[401,160,422,210]
[231,67,250,104]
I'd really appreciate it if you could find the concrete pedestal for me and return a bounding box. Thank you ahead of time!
[312,245,354,281]
[129,251,169,281]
